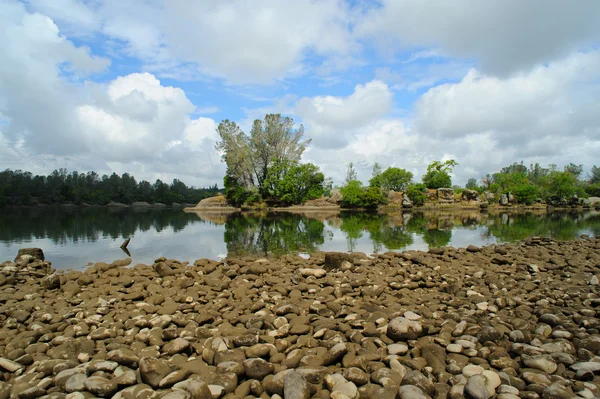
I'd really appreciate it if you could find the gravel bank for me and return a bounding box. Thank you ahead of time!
[1,237,600,399]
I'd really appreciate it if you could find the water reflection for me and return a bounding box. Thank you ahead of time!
[0,207,598,267]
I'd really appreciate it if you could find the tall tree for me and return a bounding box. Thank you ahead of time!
[216,114,310,198]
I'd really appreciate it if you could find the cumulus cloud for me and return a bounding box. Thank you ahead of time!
[296,80,393,148]
[357,0,600,76]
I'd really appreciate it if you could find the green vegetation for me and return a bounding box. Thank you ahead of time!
[216,114,324,206]
[473,161,592,205]
[369,163,413,192]
[223,212,326,257]
[0,169,219,207]
[339,163,389,209]
[406,183,428,206]
[422,160,458,189]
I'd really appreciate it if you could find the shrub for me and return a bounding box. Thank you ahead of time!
[406,183,427,206]
[512,184,538,205]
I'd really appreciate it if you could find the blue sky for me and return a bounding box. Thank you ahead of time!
[1,0,600,187]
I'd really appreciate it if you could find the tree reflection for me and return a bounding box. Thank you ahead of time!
[485,211,600,242]
[405,213,453,248]
[223,213,329,257]
[339,212,413,253]
[0,207,202,244]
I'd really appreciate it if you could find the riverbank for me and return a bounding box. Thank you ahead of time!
[1,237,600,398]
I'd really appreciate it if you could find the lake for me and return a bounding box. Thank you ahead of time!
[1,207,599,270]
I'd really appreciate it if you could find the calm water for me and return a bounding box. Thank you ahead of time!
[1,207,599,270]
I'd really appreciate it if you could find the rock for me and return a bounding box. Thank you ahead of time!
[522,355,558,374]
[65,374,87,392]
[387,317,423,340]
[437,188,455,204]
[465,374,494,399]
[462,189,478,201]
[0,357,24,372]
[477,326,502,343]
[14,248,44,261]
[41,274,61,290]
[139,357,172,389]
[284,371,310,399]
[164,338,191,355]
[243,358,274,379]
[398,385,431,399]
[402,196,413,208]
[499,194,508,206]
[324,253,354,270]
[185,380,213,399]
[83,376,118,397]
[107,349,140,367]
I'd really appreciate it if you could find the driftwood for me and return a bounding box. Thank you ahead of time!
[120,238,131,257]
[120,237,131,250]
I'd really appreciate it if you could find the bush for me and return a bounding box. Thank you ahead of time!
[361,186,387,208]
[512,184,538,205]
[585,183,600,197]
[341,180,387,208]
[422,170,451,189]
[340,180,364,208]
[224,175,260,206]
[406,183,427,206]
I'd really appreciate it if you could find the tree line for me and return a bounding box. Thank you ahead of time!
[0,168,221,207]
[466,162,600,205]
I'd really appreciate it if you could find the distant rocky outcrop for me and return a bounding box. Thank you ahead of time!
[437,188,455,204]
[131,202,151,207]
[185,195,238,211]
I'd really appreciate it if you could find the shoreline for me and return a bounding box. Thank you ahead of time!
[1,237,600,398]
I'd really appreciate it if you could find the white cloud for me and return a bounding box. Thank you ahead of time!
[357,0,600,76]
[296,80,393,148]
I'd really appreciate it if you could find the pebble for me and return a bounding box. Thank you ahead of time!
[1,239,599,399]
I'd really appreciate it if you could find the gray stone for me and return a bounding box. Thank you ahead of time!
[139,357,172,389]
[387,317,423,341]
[284,371,310,399]
[83,376,118,398]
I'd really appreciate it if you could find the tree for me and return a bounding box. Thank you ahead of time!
[500,161,527,175]
[465,178,478,190]
[370,167,413,192]
[340,180,364,208]
[345,163,358,185]
[216,114,311,201]
[589,166,600,184]
[264,161,324,204]
[422,160,457,189]
[564,163,583,179]
[541,171,580,200]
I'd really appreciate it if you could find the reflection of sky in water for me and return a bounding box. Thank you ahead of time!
[327,226,499,255]
[1,209,599,269]
[1,222,227,271]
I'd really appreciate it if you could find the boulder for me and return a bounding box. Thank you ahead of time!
[14,248,45,261]
[402,196,413,209]
[437,188,454,204]
[499,194,508,206]
[324,253,354,270]
[462,189,478,201]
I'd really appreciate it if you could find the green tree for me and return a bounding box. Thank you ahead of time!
[216,114,311,202]
[589,165,600,184]
[371,167,413,192]
[340,180,364,208]
[264,161,324,204]
[564,163,583,179]
[345,162,358,185]
[541,171,582,200]
[465,178,478,190]
[422,160,457,189]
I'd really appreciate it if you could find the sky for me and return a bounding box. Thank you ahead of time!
[1,0,600,188]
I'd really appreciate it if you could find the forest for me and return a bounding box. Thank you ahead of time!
[0,168,221,207]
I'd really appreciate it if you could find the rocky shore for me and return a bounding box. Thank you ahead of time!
[1,238,600,399]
